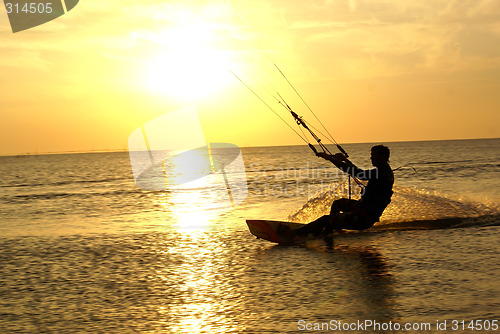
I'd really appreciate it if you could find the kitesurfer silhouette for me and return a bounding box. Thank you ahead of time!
[292,145,394,238]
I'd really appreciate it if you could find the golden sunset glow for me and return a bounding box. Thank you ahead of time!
[143,48,231,100]
[141,16,235,100]
[1,0,499,155]
[167,174,231,232]
[153,146,234,231]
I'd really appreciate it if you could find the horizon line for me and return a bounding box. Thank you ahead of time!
[1,136,498,157]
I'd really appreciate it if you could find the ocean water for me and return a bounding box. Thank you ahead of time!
[0,138,499,333]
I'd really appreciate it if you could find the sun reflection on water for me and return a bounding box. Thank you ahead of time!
[167,175,231,232]
[148,231,242,333]
[143,146,249,331]
[154,145,239,232]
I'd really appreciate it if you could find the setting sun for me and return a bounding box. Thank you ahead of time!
[141,10,236,101]
[143,47,232,100]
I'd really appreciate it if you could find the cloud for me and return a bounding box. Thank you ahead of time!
[275,0,500,80]
[0,49,51,71]
[2,1,499,87]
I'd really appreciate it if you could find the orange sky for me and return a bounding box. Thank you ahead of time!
[1,0,499,155]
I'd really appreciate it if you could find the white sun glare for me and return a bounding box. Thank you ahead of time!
[143,18,233,101]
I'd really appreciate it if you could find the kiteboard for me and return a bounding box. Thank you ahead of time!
[246,220,305,244]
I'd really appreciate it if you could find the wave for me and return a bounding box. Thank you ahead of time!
[415,159,476,165]
[3,189,144,203]
[0,177,129,189]
[371,214,500,231]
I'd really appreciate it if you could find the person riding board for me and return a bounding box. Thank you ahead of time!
[292,145,394,238]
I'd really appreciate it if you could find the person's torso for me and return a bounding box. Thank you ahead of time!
[360,163,394,219]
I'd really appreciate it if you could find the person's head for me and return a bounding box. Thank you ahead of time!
[370,145,390,166]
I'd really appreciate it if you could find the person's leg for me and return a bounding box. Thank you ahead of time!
[328,212,353,231]
[294,199,362,237]
[294,215,330,236]
[327,199,369,232]
[330,208,376,231]
[330,198,358,215]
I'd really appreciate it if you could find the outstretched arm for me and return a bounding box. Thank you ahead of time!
[316,152,364,178]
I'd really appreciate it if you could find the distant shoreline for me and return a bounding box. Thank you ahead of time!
[1,137,498,157]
